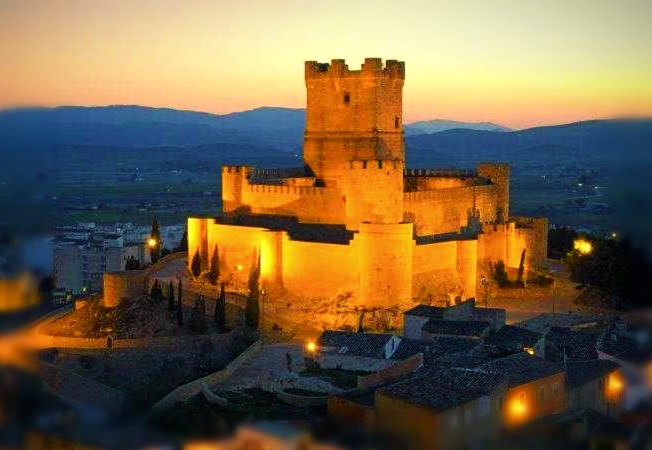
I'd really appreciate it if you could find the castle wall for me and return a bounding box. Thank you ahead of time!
[103,271,148,308]
[477,163,510,223]
[478,218,549,271]
[411,239,478,302]
[281,237,358,298]
[405,184,498,235]
[354,223,414,308]
[242,184,347,224]
[343,160,404,228]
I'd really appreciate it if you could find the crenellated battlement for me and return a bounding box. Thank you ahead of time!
[404,168,478,178]
[222,165,253,174]
[305,58,405,80]
[246,183,327,196]
[348,159,403,170]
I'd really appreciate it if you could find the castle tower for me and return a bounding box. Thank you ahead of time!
[303,58,405,185]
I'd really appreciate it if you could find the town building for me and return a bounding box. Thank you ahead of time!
[479,353,567,428]
[564,359,625,416]
[317,330,402,372]
[187,58,547,329]
[53,230,146,294]
[403,299,505,340]
[376,367,507,450]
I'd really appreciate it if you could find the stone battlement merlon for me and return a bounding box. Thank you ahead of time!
[222,164,253,174]
[348,159,403,170]
[305,58,405,80]
[404,168,479,178]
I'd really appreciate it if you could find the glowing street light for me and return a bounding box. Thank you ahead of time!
[147,237,158,248]
[305,340,318,353]
[573,238,593,255]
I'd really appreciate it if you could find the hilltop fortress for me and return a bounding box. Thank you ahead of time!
[187,58,547,325]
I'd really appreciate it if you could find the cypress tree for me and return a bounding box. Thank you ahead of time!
[191,250,202,279]
[245,255,261,329]
[149,215,163,263]
[517,249,527,285]
[215,282,226,332]
[177,280,184,326]
[167,280,175,312]
[207,244,220,285]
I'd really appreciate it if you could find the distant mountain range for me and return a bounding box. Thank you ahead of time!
[0,105,650,167]
[405,119,510,135]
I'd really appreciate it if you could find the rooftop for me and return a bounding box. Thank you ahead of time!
[422,319,491,338]
[485,325,542,350]
[378,367,505,413]
[319,331,396,359]
[598,334,652,365]
[564,359,620,389]
[479,352,564,387]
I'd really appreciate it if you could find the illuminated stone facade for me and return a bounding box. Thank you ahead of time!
[188,58,548,327]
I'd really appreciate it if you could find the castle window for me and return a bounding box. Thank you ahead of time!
[343,92,350,104]
[394,116,400,128]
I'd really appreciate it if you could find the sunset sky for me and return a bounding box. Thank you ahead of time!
[1,0,651,128]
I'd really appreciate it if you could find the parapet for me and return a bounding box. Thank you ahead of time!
[222,165,253,175]
[305,58,405,80]
[348,159,404,170]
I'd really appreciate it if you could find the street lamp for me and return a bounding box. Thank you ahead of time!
[147,237,157,248]
[573,238,593,255]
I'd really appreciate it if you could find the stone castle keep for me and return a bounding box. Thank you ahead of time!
[188,58,548,317]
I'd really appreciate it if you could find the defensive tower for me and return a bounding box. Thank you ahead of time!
[303,58,405,185]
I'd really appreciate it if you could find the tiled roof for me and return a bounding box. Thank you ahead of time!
[545,327,601,361]
[390,336,479,362]
[378,367,505,413]
[319,331,395,358]
[485,325,542,350]
[517,313,610,334]
[422,319,490,337]
[479,352,564,387]
[403,304,445,319]
[565,359,620,389]
[598,334,652,365]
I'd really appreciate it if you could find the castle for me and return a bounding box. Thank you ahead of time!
[187,58,547,321]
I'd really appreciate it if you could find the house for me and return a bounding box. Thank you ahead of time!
[598,332,652,410]
[403,300,505,340]
[317,331,401,372]
[421,319,492,340]
[479,353,566,428]
[496,409,637,450]
[565,359,625,417]
[484,325,543,355]
[376,367,507,450]
[540,326,601,362]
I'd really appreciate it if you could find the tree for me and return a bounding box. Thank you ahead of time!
[517,249,526,285]
[149,216,163,264]
[207,245,220,285]
[167,280,175,312]
[150,279,163,300]
[190,295,207,332]
[245,256,261,329]
[177,280,184,326]
[38,276,55,302]
[125,255,141,270]
[492,260,509,288]
[214,283,226,332]
[191,250,202,279]
[175,226,188,252]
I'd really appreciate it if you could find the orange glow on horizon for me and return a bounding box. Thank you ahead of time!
[1,1,651,129]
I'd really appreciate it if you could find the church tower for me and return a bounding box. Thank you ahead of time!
[303,58,405,186]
